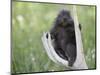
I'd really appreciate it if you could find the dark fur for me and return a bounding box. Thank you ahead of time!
[50,10,79,66]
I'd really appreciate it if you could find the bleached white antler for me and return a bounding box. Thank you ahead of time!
[42,32,69,67]
[72,6,88,69]
[41,6,88,69]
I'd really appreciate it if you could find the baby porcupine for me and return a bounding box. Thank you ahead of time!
[50,9,78,66]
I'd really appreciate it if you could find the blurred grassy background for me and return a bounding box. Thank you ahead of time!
[12,1,96,73]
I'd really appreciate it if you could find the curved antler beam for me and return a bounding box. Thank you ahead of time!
[71,6,88,69]
[41,6,88,69]
[42,32,69,68]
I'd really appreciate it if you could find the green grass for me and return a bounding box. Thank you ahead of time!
[12,1,96,73]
